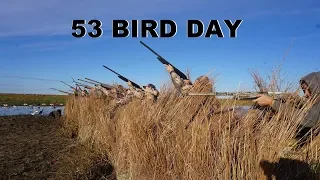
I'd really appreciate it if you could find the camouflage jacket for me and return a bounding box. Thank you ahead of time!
[271,72,320,129]
[127,83,144,99]
[169,71,192,95]
[96,85,114,98]
[144,87,159,101]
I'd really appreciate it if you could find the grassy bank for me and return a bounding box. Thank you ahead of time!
[62,82,320,179]
[0,93,67,106]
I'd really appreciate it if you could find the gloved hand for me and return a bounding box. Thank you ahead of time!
[253,94,273,106]
[183,79,192,85]
[165,64,174,73]
[144,86,151,93]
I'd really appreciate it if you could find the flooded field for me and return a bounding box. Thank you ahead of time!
[0,106,64,116]
[0,105,251,117]
[0,105,250,117]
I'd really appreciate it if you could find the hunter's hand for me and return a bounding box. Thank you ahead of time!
[165,64,174,73]
[183,79,191,85]
[253,94,273,106]
[127,81,132,86]
[144,86,151,92]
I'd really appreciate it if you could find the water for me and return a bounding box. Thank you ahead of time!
[240,106,250,111]
[0,106,65,116]
[216,96,234,99]
[234,106,251,118]
[0,105,251,117]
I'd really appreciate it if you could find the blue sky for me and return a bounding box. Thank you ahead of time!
[0,0,319,94]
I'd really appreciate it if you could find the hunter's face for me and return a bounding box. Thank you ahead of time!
[301,83,311,98]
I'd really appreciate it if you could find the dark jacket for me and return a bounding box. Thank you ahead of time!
[271,71,320,129]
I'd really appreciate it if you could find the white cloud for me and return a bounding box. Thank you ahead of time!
[0,0,209,37]
[0,0,317,37]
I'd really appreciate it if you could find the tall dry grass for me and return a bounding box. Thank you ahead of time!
[63,74,320,180]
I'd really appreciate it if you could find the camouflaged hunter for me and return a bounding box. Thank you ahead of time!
[143,83,159,102]
[165,64,192,95]
[272,72,320,130]
[254,71,320,144]
[127,81,144,99]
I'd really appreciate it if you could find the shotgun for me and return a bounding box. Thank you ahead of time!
[85,78,113,90]
[50,88,72,95]
[102,65,143,90]
[78,78,98,85]
[140,41,189,82]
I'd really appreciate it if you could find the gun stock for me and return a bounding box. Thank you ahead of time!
[140,41,189,80]
[102,65,143,90]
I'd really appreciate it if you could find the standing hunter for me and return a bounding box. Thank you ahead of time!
[164,64,193,95]
[253,71,320,146]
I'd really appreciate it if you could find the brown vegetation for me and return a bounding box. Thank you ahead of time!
[63,73,320,180]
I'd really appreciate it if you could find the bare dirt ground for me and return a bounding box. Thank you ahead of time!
[0,115,115,180]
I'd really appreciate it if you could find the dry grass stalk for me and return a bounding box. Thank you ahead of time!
[63,73,320,180]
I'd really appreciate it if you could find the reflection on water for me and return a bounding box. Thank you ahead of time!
[217,96,234,99]
[0,106,65,116]
[240,106,250,110]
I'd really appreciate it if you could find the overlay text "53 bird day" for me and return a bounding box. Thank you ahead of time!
[71,19,243,38]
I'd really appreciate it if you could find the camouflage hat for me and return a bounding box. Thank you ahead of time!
[144,84,156,89]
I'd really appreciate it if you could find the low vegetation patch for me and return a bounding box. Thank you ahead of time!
[0,93,67,106]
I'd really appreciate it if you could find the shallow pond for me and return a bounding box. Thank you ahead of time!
[0,105,250,116]
[0,106,65,116]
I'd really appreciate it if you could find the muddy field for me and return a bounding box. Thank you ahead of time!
[0,115,115,180]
